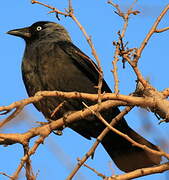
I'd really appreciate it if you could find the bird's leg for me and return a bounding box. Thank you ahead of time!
[45,117,64,136]
[51,111,76,136]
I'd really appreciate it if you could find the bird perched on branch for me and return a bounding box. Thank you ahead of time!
[7,21,161,172]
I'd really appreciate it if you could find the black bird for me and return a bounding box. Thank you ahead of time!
[7,21,161,172]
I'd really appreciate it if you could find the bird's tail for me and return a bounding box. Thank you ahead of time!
[101,121,161,172]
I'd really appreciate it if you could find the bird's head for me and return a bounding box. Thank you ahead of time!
[7,21,72,43]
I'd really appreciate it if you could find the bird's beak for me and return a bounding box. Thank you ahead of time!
[7,27,31,38]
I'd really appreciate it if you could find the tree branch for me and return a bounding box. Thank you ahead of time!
[107,162,169,180]
[136,4,169,63]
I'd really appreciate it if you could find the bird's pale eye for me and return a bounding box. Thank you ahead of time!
[36,26,42,31]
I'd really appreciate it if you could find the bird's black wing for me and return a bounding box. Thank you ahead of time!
[57,41,112,93]
[56,41,161,171]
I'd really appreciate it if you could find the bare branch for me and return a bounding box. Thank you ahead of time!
[107,162,169,180]
[1,90,169,125]
[12,136,45,179]
[112,55,119,94]
[110,0,139,93]
[95,112,167,159]
[66,106,133,180]
[31,0,68,16]
[136,4,169,63]
[78,159,106,179]
[0,105,24,128]
[155,27,169,33]
[0,172,12,179]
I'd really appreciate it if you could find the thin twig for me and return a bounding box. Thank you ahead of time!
[0,172,13,179]
[110,0,138,93]
[97,112,168,158]
[112,55,119,94]
[0,105,24,128]
[77,158,106,178]
[11,136,46,179]
[155,27,169,33]
[84,104,168,159]
[66,106,133,180]
[136,4,169,63]
[68,12,103,105]
[24,144,36,180]
[31,0,68,16]
[124,55,149,88]
[107,162,169,180]
[51,101,66,118]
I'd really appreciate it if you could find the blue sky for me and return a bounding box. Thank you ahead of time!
[0,0,169,180]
